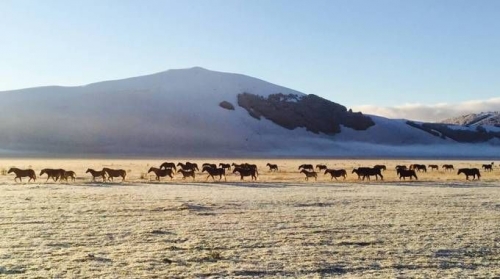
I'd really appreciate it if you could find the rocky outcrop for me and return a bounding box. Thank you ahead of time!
[237,92,375,135]
[219,101,235,110]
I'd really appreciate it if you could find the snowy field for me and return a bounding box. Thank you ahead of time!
[0,158,499,278]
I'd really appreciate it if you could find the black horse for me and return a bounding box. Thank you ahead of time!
[397,169,418,180]
[298,164,314,171]
[160,162,176,172]
[482,163,493,172]
[202,166,226,181]
[458,168,481,180]
[373,165,387,171]
[324,169,346,180]
[233,167,258,180]
[177,162,198,172]
[178,169,196,180]
[352,167,383,181]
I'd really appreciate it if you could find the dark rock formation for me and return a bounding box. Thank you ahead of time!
[237,92,375,135]
[219,101,235,110]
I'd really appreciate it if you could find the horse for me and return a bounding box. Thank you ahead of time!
[159,162,176,172]
[62,170,76,182]
[266,163,278,172]
[458,168,481,180]
[148,167,173,181]
[373,165,387,171]
[40,168,65,182]
[103,168,126,182]
[202,166,226,181]
[8,168,36,182]
[300,170,317,181]
[352,167,383,181]
[178,169,195,180]
[177,162,198,172]
[316,164,327,171]
[397,169,418,180]
[395,165,407,171]
[185,162,199,171]
[482,163,493,172]
[233,167,257,180]
[298,164,314,171]
[86,168,107,182]
[219,163,231,170]
[428,164,439,171]
[202,163,217,169]
[324,169,346,180]
[442,164,454,171]
[410,164,427,172]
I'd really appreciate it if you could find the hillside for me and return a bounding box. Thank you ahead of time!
[441,112,500,126]
[0,67,499,158]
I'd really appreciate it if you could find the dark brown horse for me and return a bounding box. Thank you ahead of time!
[148,167,173,181]
[159,162,176,172]
[324,169,346,180]
[202,166,226,181]
[410,164,427,172]
[352,168,383,180]
[298,164,314,171]
[40,168,65,182]
[395,165,407,171]
[482,163,493,172]
[397,169,418,180]
[442,164,454,171]
[103,168,126,182]
[458,168,481,180]
[219,163,231,170]
[202,163,217,169]
[300,170,317,181]
[8,168,36,182]
[373,165,387,171]
[233,167,257,180]
[177,162,198,171]
[316,164,327,171]
[266,163,278,172]
[428,164,439,171]
[62,170,76,182]
[178,169,195,180]
[86,168,107,182]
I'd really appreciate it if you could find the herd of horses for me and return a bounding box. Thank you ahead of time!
[296,162,492,181]
[5,161,495,183]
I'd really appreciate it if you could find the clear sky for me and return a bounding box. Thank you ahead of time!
[1,0,500,118]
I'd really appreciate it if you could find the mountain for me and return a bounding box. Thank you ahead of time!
[0,67,499,158]
[441,112,500,126]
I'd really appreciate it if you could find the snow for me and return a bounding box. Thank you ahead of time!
[0,67,498,158]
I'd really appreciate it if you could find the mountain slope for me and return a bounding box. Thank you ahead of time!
[0,67,498,158]
[441,112,500,126]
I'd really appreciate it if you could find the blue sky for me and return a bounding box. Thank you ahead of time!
[1,0,500,114]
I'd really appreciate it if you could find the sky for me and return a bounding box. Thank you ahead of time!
[1,0,500,121]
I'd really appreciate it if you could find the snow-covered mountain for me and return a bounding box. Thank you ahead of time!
[441,111,500,126]
[0,67,498,158]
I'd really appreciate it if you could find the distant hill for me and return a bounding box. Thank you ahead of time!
[441,112,500,126]
[0,67,499,158]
